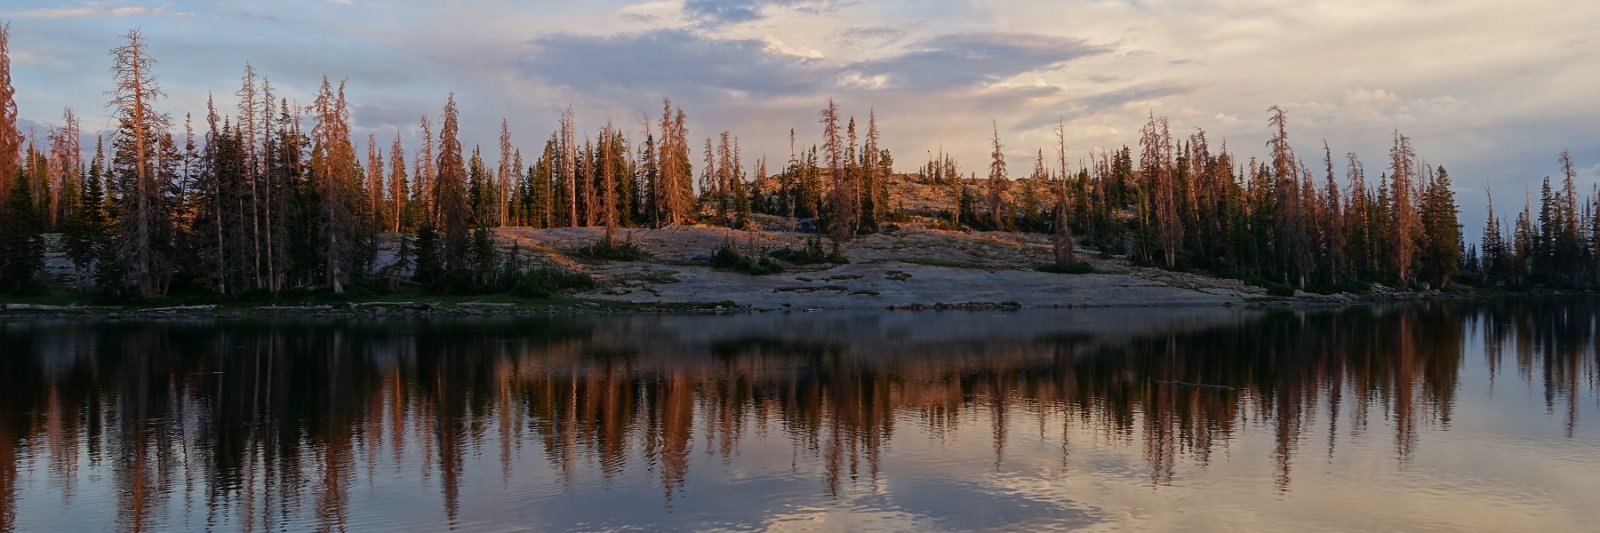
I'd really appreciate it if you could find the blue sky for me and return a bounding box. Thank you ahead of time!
[5,0,1599,236]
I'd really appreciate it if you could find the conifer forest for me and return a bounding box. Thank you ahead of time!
[0,25,1591,302]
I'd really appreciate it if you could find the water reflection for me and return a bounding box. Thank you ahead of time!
[1,300,1597,531]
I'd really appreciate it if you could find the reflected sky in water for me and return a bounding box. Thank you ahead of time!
[1,300,1597,531]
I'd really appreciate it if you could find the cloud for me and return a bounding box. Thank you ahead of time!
[518,28,1106,117]
[520,29,825,98]
[1074,80,1194,111]
[846,33,1108,90]
[4,4,167,19]
[835,25,910,47]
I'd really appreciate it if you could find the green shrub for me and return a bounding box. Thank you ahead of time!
[576,236,648,261]
[510,267,598,298]
[767,234,848,265]
[710,240,744,269]
[710,240,785,275]
[1264,282,1296,297]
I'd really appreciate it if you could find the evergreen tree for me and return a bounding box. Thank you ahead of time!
[1419,166,1462,288]
[62,143,109,292]
[0,174,44,294]
[435,95,472,273]
[470,226,497,287]
[108,29,173,297]
[1481,189,1506,285]
[413,222,441,284]
[987,121,1009,232]
[0,23,21,211]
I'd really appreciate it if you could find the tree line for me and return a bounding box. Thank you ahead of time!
[914,107,1467,293]
[0,26,1589,300]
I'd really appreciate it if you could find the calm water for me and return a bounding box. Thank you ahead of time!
[2,300,1598,532]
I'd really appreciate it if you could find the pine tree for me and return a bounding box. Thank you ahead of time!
[862,110,884,232]
[46,108,83,228]
[470,226,497,287]
[1512,198,1535,287]
[1481,188,1505,285]
[62,139,109,292]
[367,134,385,231]
[435,95,472,274]
[417,114,435,223]
[262,99,302,292]
[1556,151,1584,283]
[389,132,409,232]
[600,121,619,242]
[560,106,578,227]
[821,99,855,240]
[108,29,173,297]
[656,99,694,227]
[236,65,264,287]
[1053,119,1075,266]
[1320,141,1345,284]
[987,121,1009,232]
[0,174,44,294]
[533,135,556,228]
[308,76,362,293]
[1388,131,1421,286]
[498,118,513,227]
[639,119,659,227]
[413,222,441,284]
[1419,165,1461,288]
[0,23,21,211]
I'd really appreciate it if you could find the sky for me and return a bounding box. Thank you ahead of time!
[4,0,1598,239]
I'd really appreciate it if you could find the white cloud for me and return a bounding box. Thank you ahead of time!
[761,37,823,59]
[837,71,886,90]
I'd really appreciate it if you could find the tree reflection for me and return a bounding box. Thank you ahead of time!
[1,300,1597,530]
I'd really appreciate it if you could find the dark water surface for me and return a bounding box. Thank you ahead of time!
[2,300,1598,531]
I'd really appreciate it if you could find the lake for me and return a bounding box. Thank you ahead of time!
[2,300,1597,531]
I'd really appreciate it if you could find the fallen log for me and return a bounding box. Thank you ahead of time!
[350,301,419,308]
[140,305,219,313]
[258,305,335,312]
[3,304,89,312]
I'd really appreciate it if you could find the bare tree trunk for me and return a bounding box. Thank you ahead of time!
[561,106,577,227]
[1053,119,1075,266]
[390,132,407,233]
[499,118,512,227]
[110,30,164,297]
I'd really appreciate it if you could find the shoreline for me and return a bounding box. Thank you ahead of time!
[7,225,1570,321]
[0,287,1547,321]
